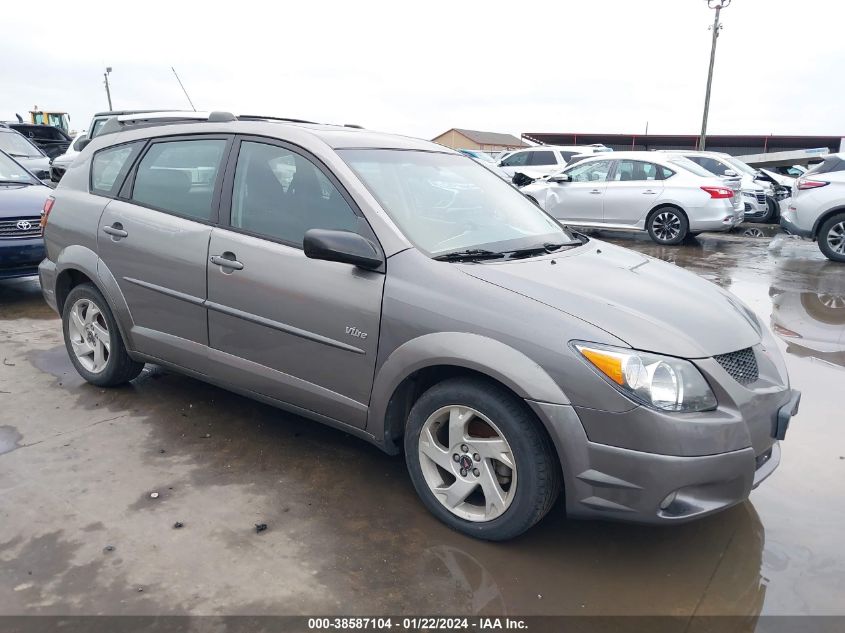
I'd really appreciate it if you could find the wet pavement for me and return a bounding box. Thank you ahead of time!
[0,232,843,624]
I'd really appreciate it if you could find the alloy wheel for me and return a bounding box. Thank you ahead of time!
[826,221,845,255]
[652,212,682,242]
[67,298,111,374]
[417,405,517,522]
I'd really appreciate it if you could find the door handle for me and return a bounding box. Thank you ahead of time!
[210,253,244,271]
[102,223,128,239]
[589,189,602,194]
[642,190,658,195]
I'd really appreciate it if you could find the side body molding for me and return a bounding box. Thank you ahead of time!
[368,332,571,447]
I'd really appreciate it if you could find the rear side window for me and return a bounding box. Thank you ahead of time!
[131,139,227,221]
[559,151,577,163]
[529,150,556,166]
[91,142,141,196]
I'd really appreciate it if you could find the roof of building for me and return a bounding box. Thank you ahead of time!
[439,128,527,147]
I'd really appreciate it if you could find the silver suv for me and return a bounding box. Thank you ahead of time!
[39,112,800,540]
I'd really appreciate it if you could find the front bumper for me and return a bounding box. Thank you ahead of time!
[0,237,45,279]
[530,390,799,524]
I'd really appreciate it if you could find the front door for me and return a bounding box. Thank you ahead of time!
[96,136,230,360]
[543,158,612,225]
[206,138,385,428]
[601,159,666,226]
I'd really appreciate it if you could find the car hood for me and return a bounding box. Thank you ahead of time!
[0,183,51,217]
[459,240,762,358]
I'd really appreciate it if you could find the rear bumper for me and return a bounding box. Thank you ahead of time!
[0,237,45,279]
[779,213,813,239]
[530,390,799,524]
[38,257,59,312]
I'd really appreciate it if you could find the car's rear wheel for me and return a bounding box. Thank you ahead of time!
[647,207,688,245]
[62,283,144,387]
[404,377,560,541]
[818,213,845,263]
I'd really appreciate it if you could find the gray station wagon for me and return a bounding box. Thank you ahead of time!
[39,112,801,540]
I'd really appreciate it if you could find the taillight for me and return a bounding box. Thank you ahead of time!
[40,196,55,235]
[797,179,829,190]
[701,186,734,199]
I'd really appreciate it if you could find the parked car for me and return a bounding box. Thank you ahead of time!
[521,151,743,245]
[780,153,845,262]
[49,131,88,182]
[2,122,72,159]
[0,150,50,279]
[498,145,611,178]
[659,151,774,223]
[0,127,51,181]
[39,113,798,540]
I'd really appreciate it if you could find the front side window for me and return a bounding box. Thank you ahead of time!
[91,142,140,195]
[565,159,612,182]
[231,141,357,246]
[340,149,574,256]
[500,151,529,167]
[131,139,226,220]
[529,150,557,166]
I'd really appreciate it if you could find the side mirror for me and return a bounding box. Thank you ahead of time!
[76,137,92,151]
[303,229,383,270]
[549,173,571,183]
[723,169,738,177]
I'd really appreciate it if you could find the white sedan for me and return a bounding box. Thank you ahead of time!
[520,151,744,245]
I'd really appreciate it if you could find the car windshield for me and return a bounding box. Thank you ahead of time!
[0,152,34,182]
[0,132,42,158]
[669,157,713,178]
[340,149,575,256]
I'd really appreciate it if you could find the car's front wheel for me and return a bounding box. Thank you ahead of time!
[404,377,560,541]
[62,283,144,387]
[647,207,688,245]
[818,212,845,263]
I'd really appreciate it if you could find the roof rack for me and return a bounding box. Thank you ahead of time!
[95,111,363,138]
[97,111,238,136]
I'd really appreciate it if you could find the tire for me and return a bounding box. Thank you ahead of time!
[647,207,689,245]
[404,377,560,541]
[62,283,144,387]
[749,197,775,224]
[818,212,845,263]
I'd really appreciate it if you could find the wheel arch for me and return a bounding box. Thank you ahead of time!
[647,202,689,224]
[812,205,845,239]
[369,332,571,455]
[54,247,136,353]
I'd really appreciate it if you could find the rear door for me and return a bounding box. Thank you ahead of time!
[543,158,612,225]
[97,135,231,361]
[205,137,385,428]
[602,160,667,226]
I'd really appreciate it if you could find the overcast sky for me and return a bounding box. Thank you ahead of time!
[2,0,842,140]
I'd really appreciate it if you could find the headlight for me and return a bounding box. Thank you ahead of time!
[572,342,717,412]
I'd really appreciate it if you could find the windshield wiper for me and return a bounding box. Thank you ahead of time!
[504,241,582,259]
[0,179,31,185]
[432,248,505,262]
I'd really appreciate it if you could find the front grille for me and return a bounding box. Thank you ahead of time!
[0,217,41,239]
[714,347,759,385]
[756,193,766,204]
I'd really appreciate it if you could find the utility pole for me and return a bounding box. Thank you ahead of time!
[698,0,731,151]
[104,67,113,110]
